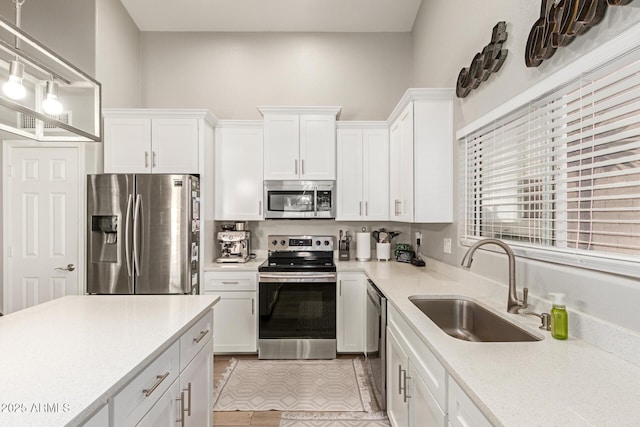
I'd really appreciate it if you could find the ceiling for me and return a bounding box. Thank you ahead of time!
[119,0,423,32]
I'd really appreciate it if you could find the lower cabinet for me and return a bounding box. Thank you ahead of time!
[387,305,490,427]
[204,271,257,353]
[337,272,366,352]
[108,310,214,427]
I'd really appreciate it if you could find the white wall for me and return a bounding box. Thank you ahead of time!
[411,0,640,334]
[139,32,412,120]
[95,0,142,108]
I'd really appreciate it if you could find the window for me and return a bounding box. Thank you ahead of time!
[463,47,640,272]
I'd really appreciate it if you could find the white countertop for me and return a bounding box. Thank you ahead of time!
[336,259,640,426]
[0,295,219,427]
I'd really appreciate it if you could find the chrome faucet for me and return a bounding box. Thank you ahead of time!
[460,238,528,313]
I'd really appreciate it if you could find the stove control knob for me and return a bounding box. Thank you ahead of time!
[316,240,321,246]
[271,240,277,246]
[280,240,286,246]
[324,240,330,246]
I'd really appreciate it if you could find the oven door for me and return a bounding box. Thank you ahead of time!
[258,272,337,359]
[264,180,335,219]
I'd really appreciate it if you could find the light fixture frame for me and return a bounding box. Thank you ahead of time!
[0,14,102,142]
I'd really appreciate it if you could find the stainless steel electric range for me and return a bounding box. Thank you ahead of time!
[258,235,336,359]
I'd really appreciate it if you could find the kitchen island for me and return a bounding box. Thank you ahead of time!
[0,294,219,426]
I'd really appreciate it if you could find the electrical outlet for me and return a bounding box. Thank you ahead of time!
[443,238,452,254]
[415,231,422,241]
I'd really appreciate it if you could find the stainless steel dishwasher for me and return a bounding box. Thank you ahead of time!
[365,279,387,410]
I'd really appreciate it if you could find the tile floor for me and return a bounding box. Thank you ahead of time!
[212,354,381,427]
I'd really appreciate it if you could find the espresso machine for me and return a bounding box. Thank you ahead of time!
[217,230,251,263]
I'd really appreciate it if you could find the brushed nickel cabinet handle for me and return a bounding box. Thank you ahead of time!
[359,201,362,216]
[398,365,404,395]
[251,298,255,316]
[294,159,298,175]
[144,151,149,168]
[301,159,305,175]
[176,390,185,427]
[152,151,157,167]
[221,281,239,285]
[184,382,192,416]
[142,371,169,397]
[365,201,368,216]
[404,373,412,403]
[193,329,209,344]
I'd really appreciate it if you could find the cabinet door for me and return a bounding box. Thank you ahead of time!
[389,119,401,220]
[136,379,180,427]
[209,291,257,353]
[180,341,213,427]
[363,128,389,221]
[151,118,199,174]
[104,117,151,173]
[397,103,414,222]
[300,115,336,180]
[387,327,409,427]
[336,129,364,220]
[337,273,366,352]
[264,115,300,179]
[448,378,492,427]
[409,361,446,427]
[215,126,264,220]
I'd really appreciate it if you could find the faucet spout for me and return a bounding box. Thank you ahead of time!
[460,238,527,313]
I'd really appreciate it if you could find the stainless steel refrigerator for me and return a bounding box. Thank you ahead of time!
[87,174,200,294]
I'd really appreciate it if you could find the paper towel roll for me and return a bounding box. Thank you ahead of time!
[356,232,371,261]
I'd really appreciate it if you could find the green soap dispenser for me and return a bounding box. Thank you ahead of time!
[549,292,568,340]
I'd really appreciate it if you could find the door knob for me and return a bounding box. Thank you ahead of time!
[55,264,75,272]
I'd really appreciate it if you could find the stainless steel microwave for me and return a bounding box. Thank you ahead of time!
[264,180,336,219]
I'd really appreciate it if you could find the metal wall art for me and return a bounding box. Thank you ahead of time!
[526,0,634,67]
[456,22,508,98]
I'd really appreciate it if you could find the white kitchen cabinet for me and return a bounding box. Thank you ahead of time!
[448,378,492,427]
[337,272,366,352]
[136,380,180,427]
[179,338,213,427]
[215,121,264,220]
[336,123,389,221]
[387,305,448,427]
[388,89,454,223]
[103,109,216,175]
[387,327,410,427]
[204,271,257,353]
[260,107,341,180]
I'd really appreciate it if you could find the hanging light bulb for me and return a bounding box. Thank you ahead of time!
[42,80,63,115]
[3,60,26,100]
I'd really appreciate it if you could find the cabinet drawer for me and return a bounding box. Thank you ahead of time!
[389,306,447,410]
[180,311,213,371]
[112,340,180,427]
[204,272,257,291]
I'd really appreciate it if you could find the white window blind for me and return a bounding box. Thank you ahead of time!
[464,47,640,263]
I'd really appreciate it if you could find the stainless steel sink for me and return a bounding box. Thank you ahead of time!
[409,297,541,342]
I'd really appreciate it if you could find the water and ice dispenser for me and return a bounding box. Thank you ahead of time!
[90,215,118,262]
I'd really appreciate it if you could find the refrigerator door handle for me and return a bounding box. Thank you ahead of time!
[125,194,134,276]
[133,194,142,276]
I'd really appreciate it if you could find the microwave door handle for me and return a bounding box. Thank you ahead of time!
[125,194,133,276]
[314,187,318,217]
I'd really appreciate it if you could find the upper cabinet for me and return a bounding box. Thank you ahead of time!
[103,109,216,175]
[214,121,264,220]
[388,89,454,223]
[259,107,341,180]
[336,123,389,221]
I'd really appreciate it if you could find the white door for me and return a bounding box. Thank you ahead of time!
[300,115,336,180]
[336,129,363,220]
[4,146,81,314]
[215,125,264,220]
[337,273,366,352]
[263,114,300,180]
[180,343,213,427]
[363,128,389,221]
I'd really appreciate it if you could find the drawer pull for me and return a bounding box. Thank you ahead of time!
[142,371,170,397]
[221,281,239,285]
[193,329,209,344]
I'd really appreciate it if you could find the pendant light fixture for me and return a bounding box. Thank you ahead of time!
[0,0,102,141]
[42,80,62,115]
[2,60,26,100]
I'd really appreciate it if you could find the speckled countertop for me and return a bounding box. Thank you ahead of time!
[336,259,640,426]
[205,256,640,425]
[0,295,219,427]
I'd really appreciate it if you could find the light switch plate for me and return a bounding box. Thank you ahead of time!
[443,238,452,254]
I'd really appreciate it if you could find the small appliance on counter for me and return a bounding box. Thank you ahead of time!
[338,229,352,261]
[217,230,251,263]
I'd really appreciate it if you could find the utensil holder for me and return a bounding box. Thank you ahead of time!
[376,242,391,261]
